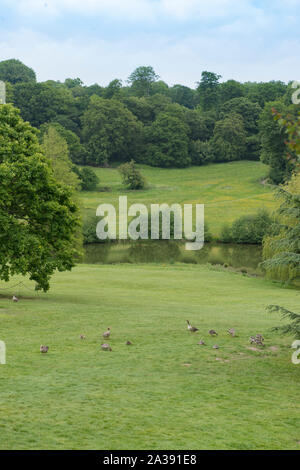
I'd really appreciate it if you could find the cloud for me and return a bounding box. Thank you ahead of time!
[1,27,299,88]
[5,0,262,22]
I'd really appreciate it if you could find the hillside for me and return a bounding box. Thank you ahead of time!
[80,161,276,237]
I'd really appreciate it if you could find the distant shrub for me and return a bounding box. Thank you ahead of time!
[118,160,146,190]
[219,209,272,244]
[73,166,99,191]
[219,223,233,243]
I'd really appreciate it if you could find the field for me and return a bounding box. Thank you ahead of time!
[80,161,276,236]
[0,264,299,450]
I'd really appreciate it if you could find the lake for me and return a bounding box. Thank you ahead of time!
[82,241,263,273]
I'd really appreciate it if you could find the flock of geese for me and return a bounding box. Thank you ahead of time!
[12,296,265,354]
[39,321,264,354]
[186,320,265,349]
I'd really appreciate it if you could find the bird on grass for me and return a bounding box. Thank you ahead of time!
[126,341,132,345]
[213,344,219,349]
[79,334,86,340]
[198,340,206,345]
[186,320,199,333]
[12,295,19,302]
[250,334,264,346]
[101,343,112,351]
[40,345,49,353]
[227,328,236,337]
[209,329,218,336]
[102,328,111,339]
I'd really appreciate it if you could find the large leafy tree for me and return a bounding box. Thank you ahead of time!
[196,71,221,112]
[128,66,159,97]
[259,101,299,183]
[0,105,80,291]
[0,59,36,84]
[262,112,300,282]
[143,112,190,167]
[82,96,143,165]
[220,97,262,160]
[13,81,76,129]
[210,113,247,162]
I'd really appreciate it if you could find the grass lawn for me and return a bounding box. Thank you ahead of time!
[0,264,299,450]
[79,161,276,236]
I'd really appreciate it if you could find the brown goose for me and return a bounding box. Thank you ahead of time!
[227,328,236,337]
[79,334,86,340]
[40,345,49,353]
[186,320,199,333]
[101,343,112,351]
[102,328,111,339]
[209,329,218,336]
[198,340,205,345]
[212,344,219,349]
[126,341,132,345]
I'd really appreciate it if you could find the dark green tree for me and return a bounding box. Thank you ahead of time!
[144,113,190,167]
[196,71,221,111]
[82,96,143,166]
[210,113,247,162]
[0,104,79,291]
[0,59,36,84]
[128,66,159,97]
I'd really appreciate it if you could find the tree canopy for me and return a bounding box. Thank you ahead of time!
[0,104,79,291]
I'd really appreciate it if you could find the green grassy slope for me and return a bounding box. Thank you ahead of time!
[79,161,276,236]
[0,264,299,450]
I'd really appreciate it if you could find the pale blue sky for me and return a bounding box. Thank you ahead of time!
[0,0,299,87]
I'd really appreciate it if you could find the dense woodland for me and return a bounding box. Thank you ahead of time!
[1,58,299,184]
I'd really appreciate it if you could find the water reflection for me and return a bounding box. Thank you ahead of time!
[82,241,262,272]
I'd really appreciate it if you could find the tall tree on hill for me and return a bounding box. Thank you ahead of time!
[210,113,247,162]
[262,112,300,282]
[128,66,159,97]
[0,105,80,291]
[259,101,299,183]
[143,112,190,167]
[196,71,221,112]
[82,96,143,166]
[0,59,36,84]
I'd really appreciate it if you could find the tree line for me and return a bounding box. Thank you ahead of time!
[1,59,299,183]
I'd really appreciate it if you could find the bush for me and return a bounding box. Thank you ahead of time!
[219,223,233,243]
[73,166,99,191]
[118,160,146,189]
[231,209,272,244]
[219,209,272,244]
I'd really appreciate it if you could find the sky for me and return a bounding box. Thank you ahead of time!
[0,0,299,88]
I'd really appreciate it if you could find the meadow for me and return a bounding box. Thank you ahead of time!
[0,264,299,450]
[80,161,276,236]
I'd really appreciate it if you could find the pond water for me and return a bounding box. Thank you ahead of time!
[82,241,263,273]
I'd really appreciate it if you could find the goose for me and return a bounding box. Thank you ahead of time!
[79,334,86,340]
[209,329,218,336]
[40,345,49,353]
[102,328,111,339]
[227,328,236,337]
[12,295,19,302]
[212,344,219,349]
[101,343,112,351]
[186,320,199,333]
[198,340,205,345]
[126,341,132,345]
